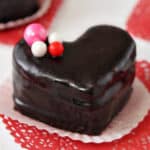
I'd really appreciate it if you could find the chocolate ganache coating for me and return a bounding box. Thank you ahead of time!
[0,0,39,23]
[13,25,136,135]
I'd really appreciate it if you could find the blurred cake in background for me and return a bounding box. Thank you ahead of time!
[0,0,39,23]
[0,0,51,30]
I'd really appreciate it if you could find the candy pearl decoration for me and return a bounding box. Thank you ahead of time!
[48,32,62,43]
[31,41,47,57]
[24,23,47,46]
[48,42,64,57]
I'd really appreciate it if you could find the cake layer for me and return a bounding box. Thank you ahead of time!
[0,0,39,23]
[13,62,135,134]
[13,60,135,108]
[14,87,131,135]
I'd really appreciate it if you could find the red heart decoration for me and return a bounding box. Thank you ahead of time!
[1,61,150,150]
[127,0,150,40]
[0,0,62,45]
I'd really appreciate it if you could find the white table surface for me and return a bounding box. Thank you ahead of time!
[0,0,150,149]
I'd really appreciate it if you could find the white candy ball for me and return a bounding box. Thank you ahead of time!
[48,32,62,43]
[31,41,47,57]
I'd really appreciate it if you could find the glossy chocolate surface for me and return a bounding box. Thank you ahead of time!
[13,25,136,135]
[14,25,136,92]
[0,0,39,23]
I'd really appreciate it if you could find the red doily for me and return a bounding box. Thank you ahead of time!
[127,0,150,40]
[0,0,62,45]
[0,60,150,150]
[136,61,150,92]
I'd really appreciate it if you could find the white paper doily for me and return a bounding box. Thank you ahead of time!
[0,78,149,143]
[0,0,51,30]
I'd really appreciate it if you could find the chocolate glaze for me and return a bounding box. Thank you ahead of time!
[14,25,136,92]
[0,0,39,23]
[13,25,136,135]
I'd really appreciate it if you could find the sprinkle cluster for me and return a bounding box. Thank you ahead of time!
[24,23,64,58]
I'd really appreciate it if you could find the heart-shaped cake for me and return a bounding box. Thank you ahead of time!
[13,24,136,135]
[0,0,39,23]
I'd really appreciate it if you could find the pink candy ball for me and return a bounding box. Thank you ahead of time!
[24,23,47,46]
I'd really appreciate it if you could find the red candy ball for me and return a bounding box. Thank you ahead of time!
[48,42,64,57]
